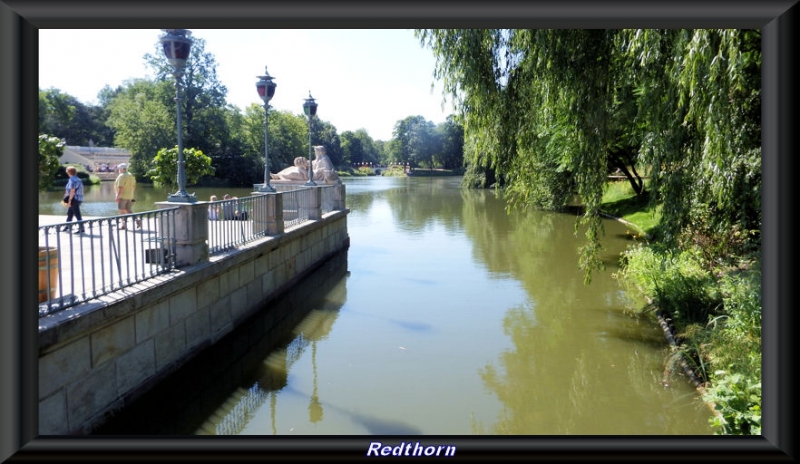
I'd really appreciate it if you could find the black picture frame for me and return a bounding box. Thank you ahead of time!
[2,1,796,461]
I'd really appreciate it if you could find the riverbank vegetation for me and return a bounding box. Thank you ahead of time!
[419,28,761,435]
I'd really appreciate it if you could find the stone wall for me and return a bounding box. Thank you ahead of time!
[37,211,349,434]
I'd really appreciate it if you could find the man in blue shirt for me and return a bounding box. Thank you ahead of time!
[61,165,85,233]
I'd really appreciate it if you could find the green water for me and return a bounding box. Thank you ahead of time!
[46,177,715,435]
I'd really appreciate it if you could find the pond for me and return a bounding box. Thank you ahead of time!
[41,177,716,435]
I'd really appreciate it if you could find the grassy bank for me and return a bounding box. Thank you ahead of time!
[601,179,761,436]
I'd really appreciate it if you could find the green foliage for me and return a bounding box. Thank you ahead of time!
[392,115,439,168]
[38,134,65,191]
[625,29,761,251]
[39,88,114,146]
[105,79,176,175]
[617,242,762,435]
[619,244,721,324]
[703,263,761,435]
[146,35,230,157]
[381,165,407,177]
[146,146,215,189]
[705,371,761,435]
[418,28,761,284]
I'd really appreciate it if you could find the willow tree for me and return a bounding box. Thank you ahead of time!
[417,29,761,281]
[624,29,761,256]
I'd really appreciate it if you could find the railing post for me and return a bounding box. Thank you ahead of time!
[251,192,284,235]
[333,184,346,210]
[156,202,209,267]
[307,186,322,220]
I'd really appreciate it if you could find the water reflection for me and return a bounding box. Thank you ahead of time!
[87,176,714,435]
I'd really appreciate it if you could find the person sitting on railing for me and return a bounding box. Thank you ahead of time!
[208,195,220,220]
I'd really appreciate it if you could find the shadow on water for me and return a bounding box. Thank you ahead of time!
[277,385,424,435]
[91,249,349,435]
[342,307,434,333]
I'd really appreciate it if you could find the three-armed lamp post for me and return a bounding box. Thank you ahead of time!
[159,28,196,203]
[303,92,318,186]
[256,67,277,192]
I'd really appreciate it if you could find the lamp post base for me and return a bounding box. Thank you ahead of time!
[167,192,198,203]
[257,183,276,193]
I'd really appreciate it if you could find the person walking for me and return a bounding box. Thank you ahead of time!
[61,166,85,234]
[114,163,140,229]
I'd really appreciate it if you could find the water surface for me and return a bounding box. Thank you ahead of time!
[48,177,715,435]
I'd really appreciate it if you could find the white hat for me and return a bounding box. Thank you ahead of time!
[118,163,127,170]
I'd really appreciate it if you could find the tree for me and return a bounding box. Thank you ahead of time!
[38,134,65,191]
[311,119,343,168]
[392,115,437,168]
[437,115,465,169]
[340,131,364,166]
[417,28,761,281]
[145,35,230,157]
[105,79,176,177]
[39,88,113,146]
[353,129,380,165]
[146,146,215,189]
[262,109,308,170]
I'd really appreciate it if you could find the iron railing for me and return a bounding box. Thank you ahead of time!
[320,185,336,214]
[38,185,346,315]
[207,195,266,254]
[282,188,314,229]
[38,208,179,316]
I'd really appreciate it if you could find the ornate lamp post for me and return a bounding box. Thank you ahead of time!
[256,67,277,192]
[303,92,318,186]
[159,29,196,203]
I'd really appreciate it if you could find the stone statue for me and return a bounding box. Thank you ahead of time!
[311,146,341,184]
[271,157,310,181]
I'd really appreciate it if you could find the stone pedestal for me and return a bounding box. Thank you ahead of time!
[303,186,322,221]
[156,201,209,267]
[333,184,346,211]
[250,191,284,235]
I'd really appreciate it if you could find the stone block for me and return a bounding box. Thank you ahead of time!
[253,254,269,278]
[209,297,233,339]
[169,287,198,324]
[246,278,262,306]
[197,276,220,309]
[66,360,117,430]
[230,287,249,322]
[115,340,156,395]
[226,267,239,292]
[39,389,68,435]
[39,336,91,398]
[91,316,136,368]
[155,324,186,371]
[135,299,170,344]
[186,306,211,348]
[262,269,276,295]
[239,259,255,286]
[219,268,231,296]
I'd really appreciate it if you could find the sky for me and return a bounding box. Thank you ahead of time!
[38,29,454,142]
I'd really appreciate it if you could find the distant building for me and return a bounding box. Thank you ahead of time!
[61,145,132,180]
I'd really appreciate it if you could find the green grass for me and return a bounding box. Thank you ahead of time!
[600,180,661,236]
